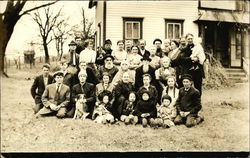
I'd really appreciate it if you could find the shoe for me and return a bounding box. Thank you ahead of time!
[196,115,204,125]
[142,118,147,128]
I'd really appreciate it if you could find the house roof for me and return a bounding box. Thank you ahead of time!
[195,9,249,24]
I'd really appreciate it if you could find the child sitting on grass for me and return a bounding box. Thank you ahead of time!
[133,90,157,128]
[150,94,177,128]
[120,92,138,125]
[92,90,115,124]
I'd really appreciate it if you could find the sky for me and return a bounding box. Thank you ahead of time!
[0,1,95,58]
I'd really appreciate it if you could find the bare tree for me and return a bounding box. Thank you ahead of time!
[70,8,94,42]
[0,0,58,77]
[32,7,62,63]
[53,17,70,61]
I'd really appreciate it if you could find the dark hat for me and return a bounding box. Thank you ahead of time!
[153,38,162,44]
[140,89,151,98]
[181,74,193,81]
[103,54,115,61]
[104,39,112,45]
[53,71,64,77]
[141,56,152,62]
[60,60,69,65]
[68,40,77,46]
[161,94,172,103]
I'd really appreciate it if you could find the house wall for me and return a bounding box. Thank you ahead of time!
[95,1,104,47]
[200,1,236,10]
[105,1,199,50]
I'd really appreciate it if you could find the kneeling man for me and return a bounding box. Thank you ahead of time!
[174,74,204,127]
[38,71,70,118]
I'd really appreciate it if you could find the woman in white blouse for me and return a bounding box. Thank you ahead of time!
[79,39,97,69]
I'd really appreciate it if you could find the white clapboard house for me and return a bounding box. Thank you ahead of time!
[89,0,249,76]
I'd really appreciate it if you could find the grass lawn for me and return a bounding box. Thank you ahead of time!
[1,64,249,152]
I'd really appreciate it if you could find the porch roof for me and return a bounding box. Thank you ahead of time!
[195,9,249,24]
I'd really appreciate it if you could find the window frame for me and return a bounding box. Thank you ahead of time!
[165,19,184,40]
[123,17,143,42]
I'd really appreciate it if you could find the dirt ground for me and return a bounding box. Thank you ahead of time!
[1,65,249,152]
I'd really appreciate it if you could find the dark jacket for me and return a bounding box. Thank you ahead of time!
[170,44,194,75]
[135,65,156,91]
[63,72,75,89]
[138,49,150,58]
[71,82,96,104]
[76,45,84,54]
[113,81,134,100]
[97,65,119,82]
[73,68,100,85]
[122,100,136,116]
[175,86,201,114]
[31,74,53,101]
[133,99,157,118]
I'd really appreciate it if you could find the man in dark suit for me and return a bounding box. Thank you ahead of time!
[67,71,96,118]
[62,40,79,68]
[59,60,76,90]
[174,74,204,127]
[138,39,150,58]
[39,71,70,118]
[170,33,204,96]
[75,36,84,54]
[73,61,100,85]
[31,64,53,114]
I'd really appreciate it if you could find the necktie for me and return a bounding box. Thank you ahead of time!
[55,84,60,101]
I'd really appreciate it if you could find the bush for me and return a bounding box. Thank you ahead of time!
[202,52,232,90]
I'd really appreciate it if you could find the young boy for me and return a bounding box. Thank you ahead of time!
[150,94,177,128]
[133,90,157,128]
[120,92,138,125]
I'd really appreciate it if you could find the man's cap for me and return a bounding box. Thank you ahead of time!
[103,54,115,61]
[68,40,77,46]
[153,38,162,44]
[182,74,193,81]
[104,39,112,45]
[53,71,64,77]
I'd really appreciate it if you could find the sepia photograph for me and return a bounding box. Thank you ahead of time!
[0,0,249,155]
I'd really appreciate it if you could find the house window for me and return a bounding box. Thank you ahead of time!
[165,19,184,40]
[236,0,249,11]
[123,18,143,45]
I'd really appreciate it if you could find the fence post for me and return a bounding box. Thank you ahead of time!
[4,57,7,74]
[18,56,21,70]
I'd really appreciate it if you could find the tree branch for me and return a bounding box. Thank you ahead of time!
[19,0,59,17]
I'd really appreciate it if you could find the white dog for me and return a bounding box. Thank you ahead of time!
[73,94,89,119]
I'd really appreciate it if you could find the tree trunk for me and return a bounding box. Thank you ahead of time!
[43,43,50,63]
[0,13,20,77]
[59,39,64,61]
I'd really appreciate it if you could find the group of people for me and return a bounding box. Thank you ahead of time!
[31,33,205,128]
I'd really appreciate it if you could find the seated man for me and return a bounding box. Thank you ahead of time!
[174,74,204,127]
[97,55,119,82]
[31,64,53,114]
[38,71,70,118]
[67,71,96,118]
